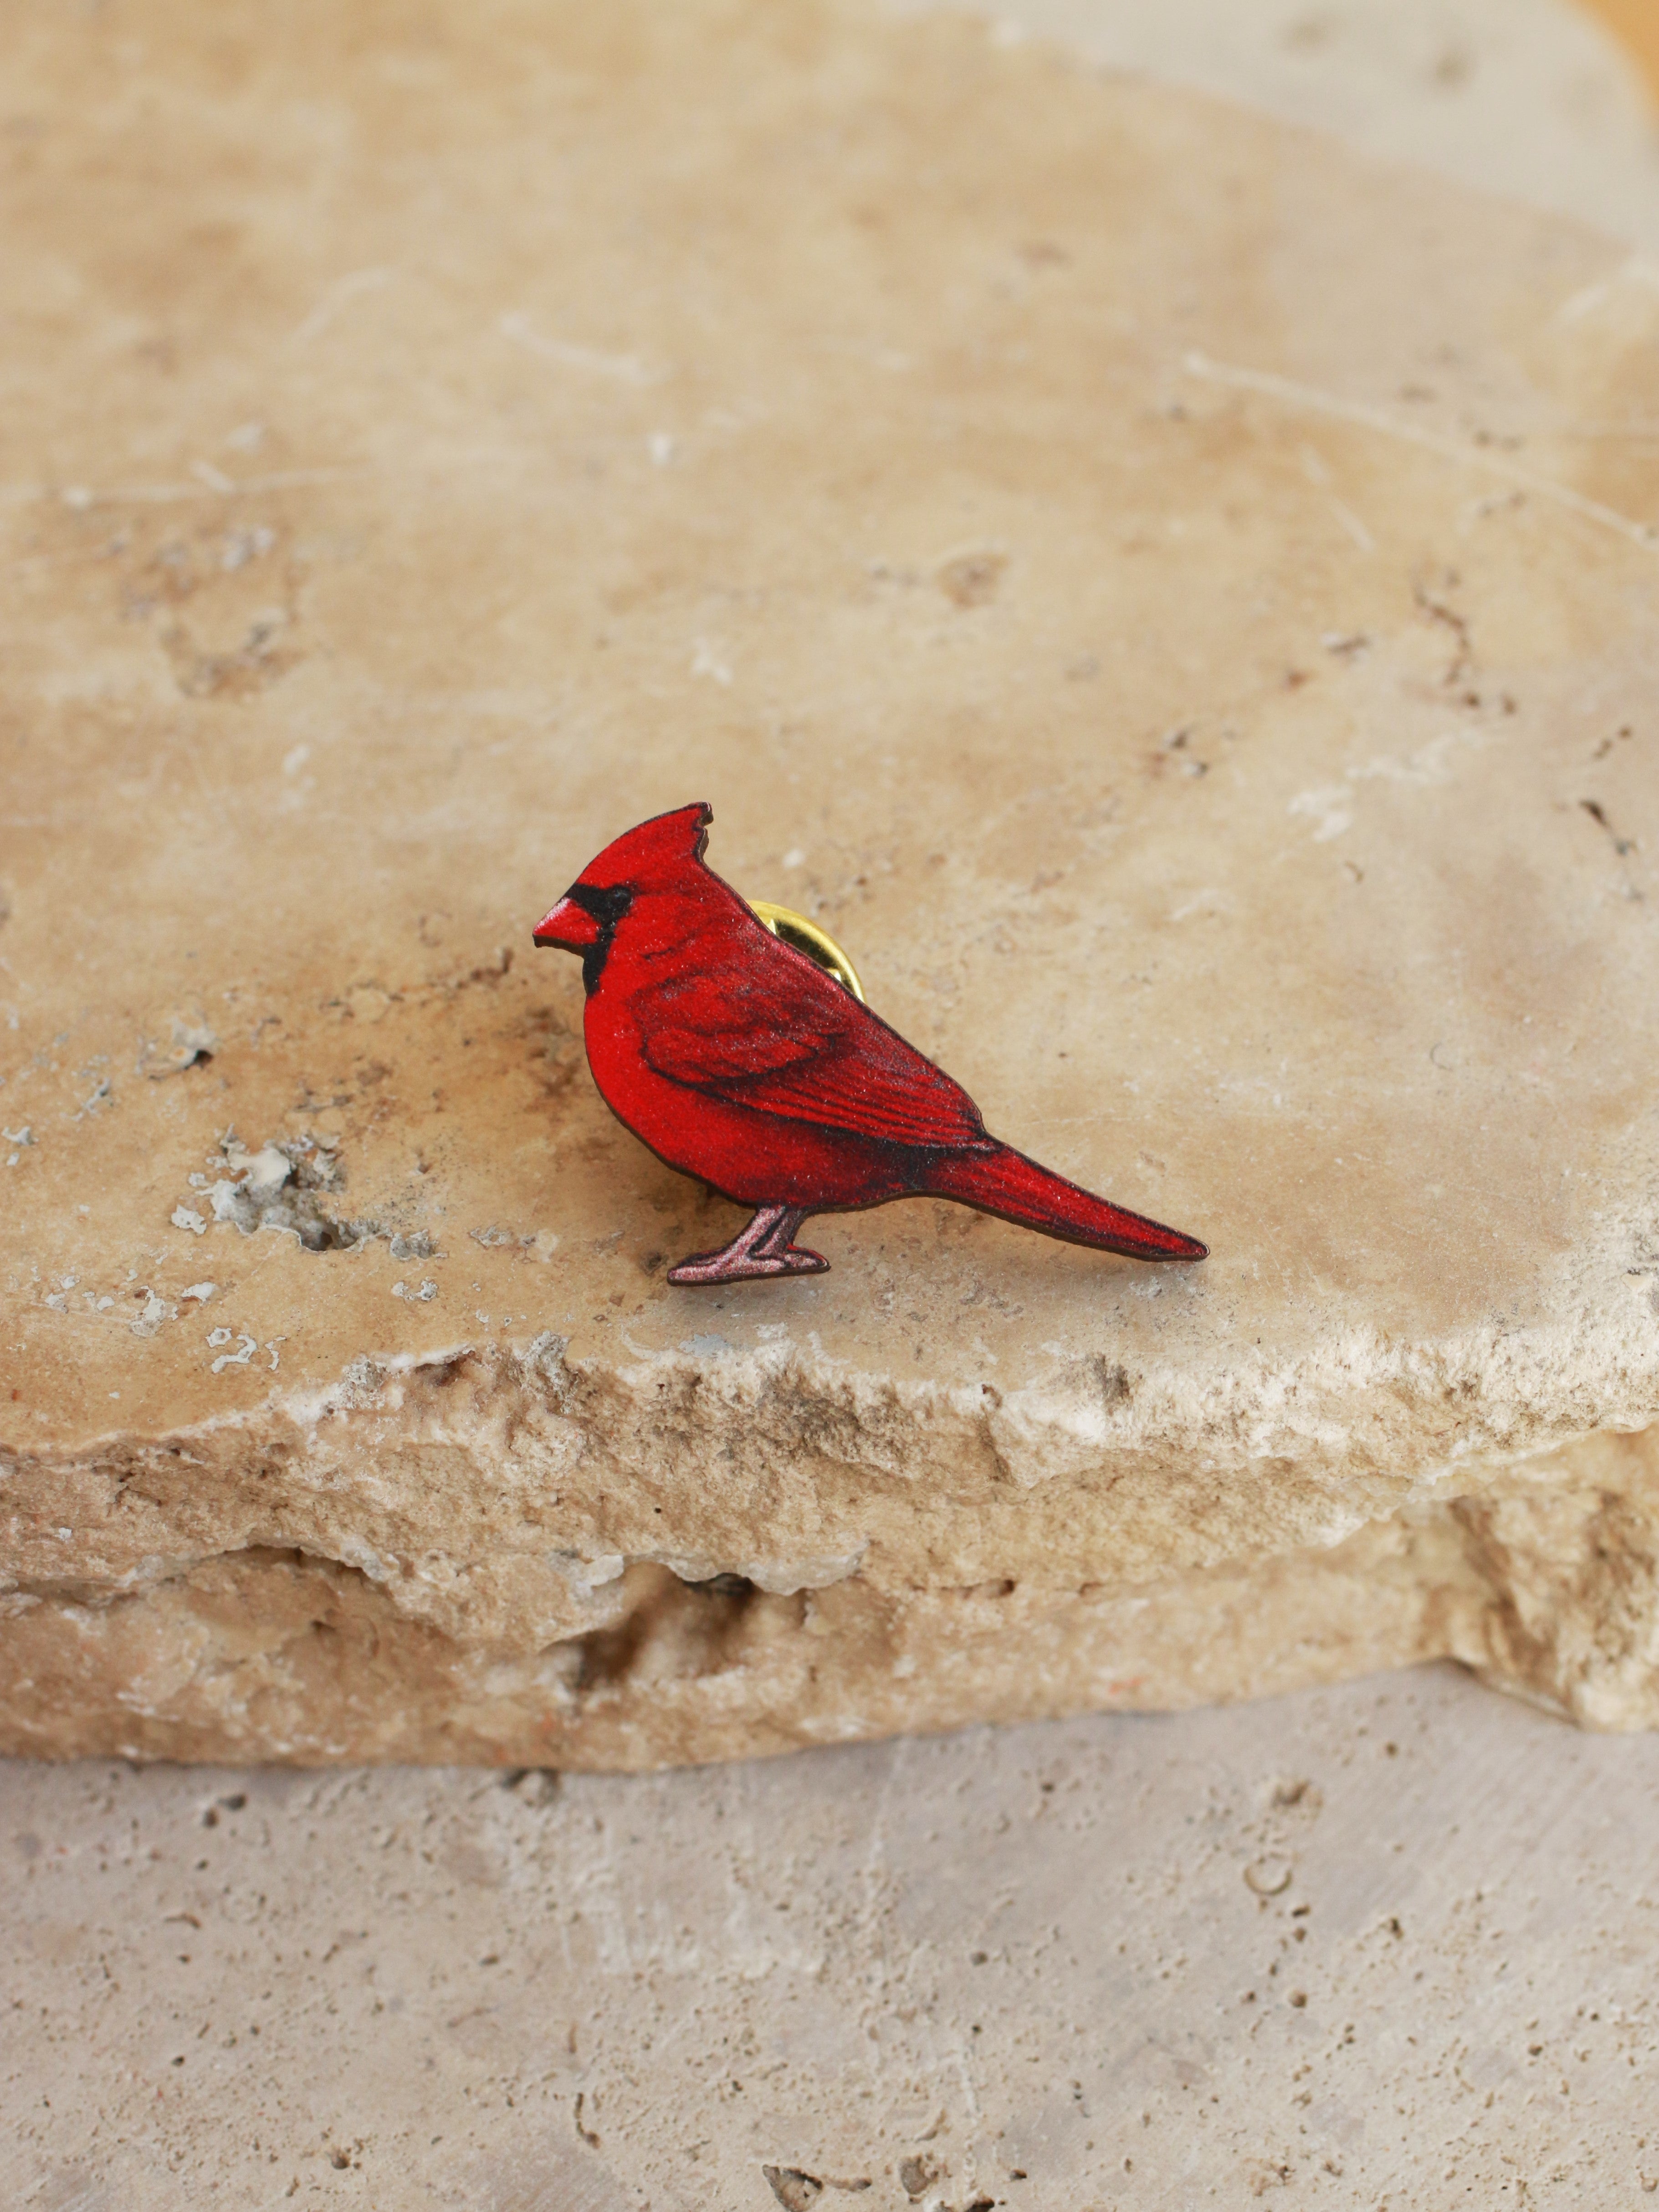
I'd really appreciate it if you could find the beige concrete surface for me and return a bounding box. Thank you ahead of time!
[5,0,1659,1762]
[5,1664,1659,2209]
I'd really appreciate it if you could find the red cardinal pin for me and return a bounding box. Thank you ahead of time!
[533,804,1207,1285]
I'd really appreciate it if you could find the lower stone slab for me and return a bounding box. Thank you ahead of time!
[11,1666,1658,2207]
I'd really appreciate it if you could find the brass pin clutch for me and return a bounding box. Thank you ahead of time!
[747,901,865,1002]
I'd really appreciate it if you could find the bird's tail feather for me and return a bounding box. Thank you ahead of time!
[925,1143,1207,1261]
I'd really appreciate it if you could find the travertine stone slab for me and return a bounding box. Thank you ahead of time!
[11,1670,1659,2208]
[3,0,1658,1761]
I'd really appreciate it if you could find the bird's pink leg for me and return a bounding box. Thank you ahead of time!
[667,1205,829,1285]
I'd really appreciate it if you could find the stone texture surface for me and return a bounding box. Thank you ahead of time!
[7,1667,1659,2208]
[4,0,1659,1761]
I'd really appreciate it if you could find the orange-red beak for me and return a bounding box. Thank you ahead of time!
[533,894,600,951]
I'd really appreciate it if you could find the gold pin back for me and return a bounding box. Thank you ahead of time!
[748,901,865,1002]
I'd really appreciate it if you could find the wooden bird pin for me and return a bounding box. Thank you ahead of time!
[533,803,1207,1284]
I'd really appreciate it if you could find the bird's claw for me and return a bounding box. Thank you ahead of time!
[666,1245,829,1286]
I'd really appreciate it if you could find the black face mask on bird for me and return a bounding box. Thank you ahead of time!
[534,881,634,992]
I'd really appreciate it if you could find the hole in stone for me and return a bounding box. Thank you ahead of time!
[185,1131,432,1255]
[688,1572,757,1603]
[573,1569,765,1692]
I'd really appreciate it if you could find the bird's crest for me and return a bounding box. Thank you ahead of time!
[580,802,712,889]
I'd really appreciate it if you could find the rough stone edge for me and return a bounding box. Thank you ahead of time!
[3,1453,1658,1766]
[4,1328,1658,1758]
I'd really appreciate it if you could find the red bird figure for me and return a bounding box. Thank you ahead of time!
[533,804,1207,1285]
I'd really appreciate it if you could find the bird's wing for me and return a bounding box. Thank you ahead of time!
[638,940,987,1150]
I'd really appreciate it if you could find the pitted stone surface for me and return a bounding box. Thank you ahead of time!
[3,0,1659,1760]
[8,1669,1659,2207]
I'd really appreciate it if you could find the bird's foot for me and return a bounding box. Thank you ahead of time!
[666,1244,828,1286]
[666,1206,829,1285]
